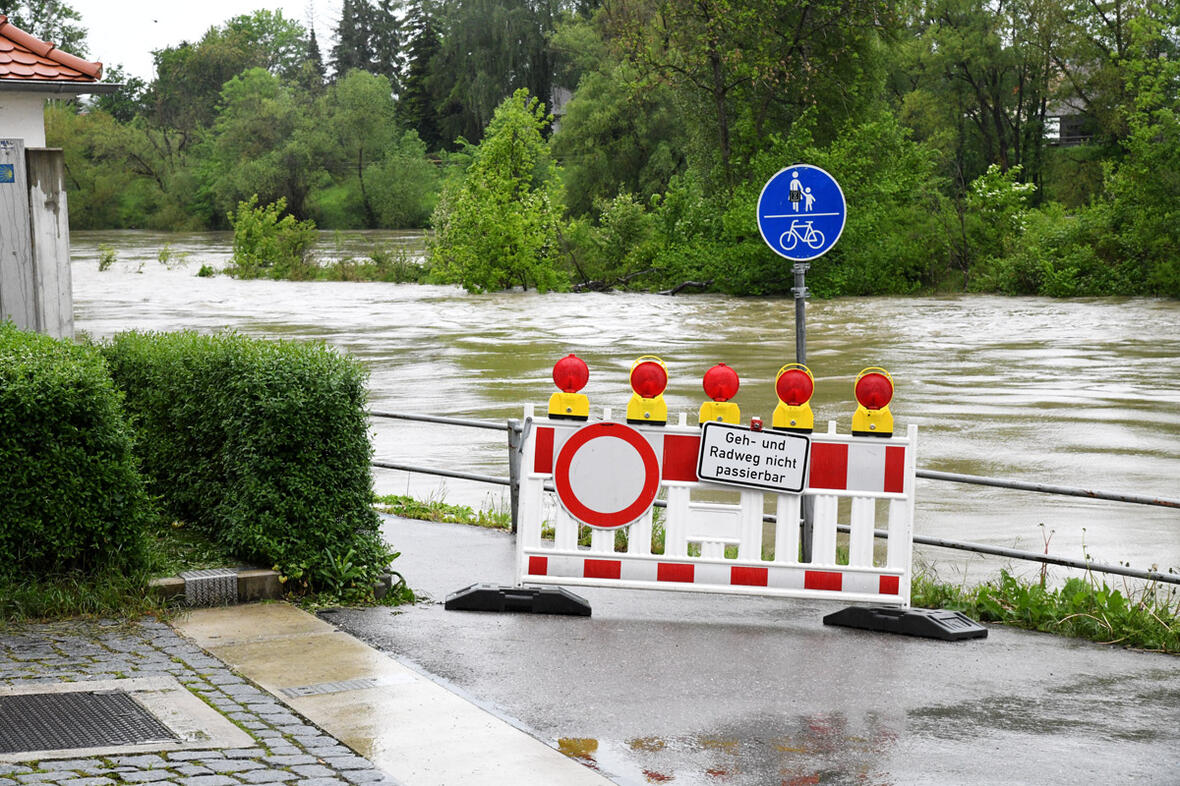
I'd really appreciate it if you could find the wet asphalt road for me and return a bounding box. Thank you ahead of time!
[321,516,1180,785]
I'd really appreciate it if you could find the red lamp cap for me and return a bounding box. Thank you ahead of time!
[775,364,814,407]
[552,354,589,393]
[630,356,668,399]
[702,363,739,402]
[854,368,893,410]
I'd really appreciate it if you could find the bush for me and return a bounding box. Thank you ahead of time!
[100,331,389,593]
[429,89,568,293]
[0,324,153,578]
[226,196,318,279]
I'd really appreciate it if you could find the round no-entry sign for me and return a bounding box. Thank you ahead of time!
[554,422,660,529]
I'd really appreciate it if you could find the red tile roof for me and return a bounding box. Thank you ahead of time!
[0,15,102,82]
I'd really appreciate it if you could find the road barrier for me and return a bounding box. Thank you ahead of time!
[369,410,1180,588]
[514,405,918,607]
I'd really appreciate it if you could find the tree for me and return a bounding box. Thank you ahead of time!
[206,68,320,220]
[430,89,567,291]
[331,0,374,78]
[367,130,440,227]
[221,10,308,80]
[430,0,562,145]
[399,0,444,149]
[1101,5,1180,294]
[319,70,399,226]
[298,27,328,92]
[89,63,148,122]
[895,0,1055,190]
[3,0,88,54]
[1047,0,1178,147]
[370,0,404,92]
[148,11,309,140]
[603,0,892,191]
[551,61,685,216]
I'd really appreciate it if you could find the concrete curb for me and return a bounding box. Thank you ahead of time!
[148,569,395,605]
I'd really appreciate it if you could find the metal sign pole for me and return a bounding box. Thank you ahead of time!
[792,263,809,365]
[792,262,815,562]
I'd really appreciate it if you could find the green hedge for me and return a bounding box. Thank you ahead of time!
[100,331,388,590]
[0,324,152,578]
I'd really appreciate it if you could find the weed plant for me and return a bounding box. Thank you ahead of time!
[97,243,117,271]
[375,494,510,529]
[0,571,167,626]
[913,568,1180,653]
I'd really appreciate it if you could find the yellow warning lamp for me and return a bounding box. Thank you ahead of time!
[698,363,740,425]
[851,367,894,437]
[548,354,590,420]
[772,363,815,433]
[626,355,668,426]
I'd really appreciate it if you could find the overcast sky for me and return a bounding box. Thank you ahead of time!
[66,1,344,82]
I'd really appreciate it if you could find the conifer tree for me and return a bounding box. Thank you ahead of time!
[370,0,403,93]
[399,0,442,149]
[331,0,373,79]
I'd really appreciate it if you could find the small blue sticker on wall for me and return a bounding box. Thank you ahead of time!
[0,164,13,183]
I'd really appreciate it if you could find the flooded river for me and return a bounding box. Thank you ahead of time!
[70,230,1180,583]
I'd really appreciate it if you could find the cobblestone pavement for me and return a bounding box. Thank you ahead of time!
[0,617,403,786]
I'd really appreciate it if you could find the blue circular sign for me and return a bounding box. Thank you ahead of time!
[756,164,846,262]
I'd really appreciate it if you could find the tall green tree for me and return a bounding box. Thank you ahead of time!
[3,0,87,54]
[430,89,567,291]
[331,0,374,78]
[1048,0,1178,146]
[400,0,444,149]
[148,11,308,141]
[89,63,148,122]
[896,0,1055,188]
[603,0,892,191]
[551,61,685,216]
[370,0,404,92]
[430,0,562,145]
[206,68,321,220]
[1102,5,1180,294]
[319,70,399,226]
[298,27,328,92]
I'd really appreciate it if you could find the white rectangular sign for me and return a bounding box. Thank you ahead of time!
[696,422,811,494]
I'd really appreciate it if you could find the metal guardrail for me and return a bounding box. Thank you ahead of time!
[369,411,1180,586]
[916,469,1180,510]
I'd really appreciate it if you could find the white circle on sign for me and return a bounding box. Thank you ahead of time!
[553,422,661,529]
[567,436,646,514]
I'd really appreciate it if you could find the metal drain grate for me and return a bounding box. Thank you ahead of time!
[0,690,178,754]
[180,568,238,605]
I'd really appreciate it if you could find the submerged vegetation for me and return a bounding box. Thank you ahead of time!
[38,0,1180,297]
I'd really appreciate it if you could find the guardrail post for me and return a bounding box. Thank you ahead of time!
[507,418,522,533]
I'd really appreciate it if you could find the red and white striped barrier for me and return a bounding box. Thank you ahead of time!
[515,404,918,607]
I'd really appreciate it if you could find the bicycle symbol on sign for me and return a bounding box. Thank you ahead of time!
[779,220,825,252]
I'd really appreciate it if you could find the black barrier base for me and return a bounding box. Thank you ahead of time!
[445,583,592,616]
[823,606,988,641]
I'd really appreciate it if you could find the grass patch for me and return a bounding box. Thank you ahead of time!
[0,570,167,625]
[375,494,510,529]
[146,519,243,577]
[913,568,1180,653]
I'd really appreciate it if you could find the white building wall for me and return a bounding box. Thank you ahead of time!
[0,92,47,147]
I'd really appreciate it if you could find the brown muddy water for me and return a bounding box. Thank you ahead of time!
[70,230,1180,585]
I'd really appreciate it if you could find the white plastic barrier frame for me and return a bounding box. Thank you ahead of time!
[515,404,918,607]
